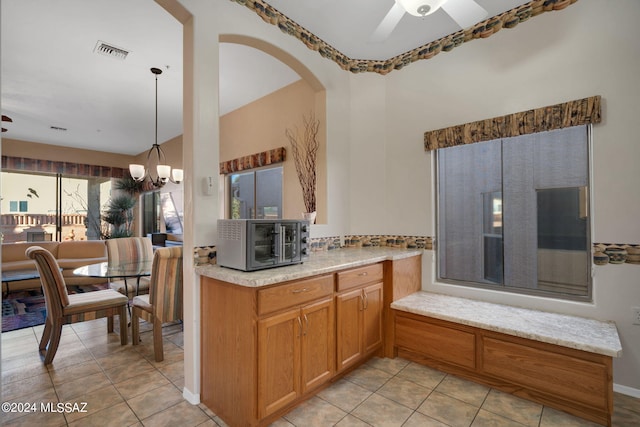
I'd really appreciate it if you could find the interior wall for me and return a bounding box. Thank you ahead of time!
[219,79,327,222]
[348,74,387,234]
[355,0,639,391]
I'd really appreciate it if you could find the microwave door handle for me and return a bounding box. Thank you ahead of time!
[271,227,279,262]
[279,225,286,262]
[272,226,281,262]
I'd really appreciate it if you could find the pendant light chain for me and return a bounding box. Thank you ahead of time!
[128,67,183,187]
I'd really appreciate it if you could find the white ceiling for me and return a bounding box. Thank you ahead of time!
[1,0,530,156]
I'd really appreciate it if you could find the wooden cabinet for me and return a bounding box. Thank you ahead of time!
[258,297,334,418]
[394,311,613,427]
[200,254,422,427]
[336,264,383,372]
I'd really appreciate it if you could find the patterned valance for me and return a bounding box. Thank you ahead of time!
[424,96,601,151]
[219,147,286,174]
[1,155,128,178]
[231,0,579,75]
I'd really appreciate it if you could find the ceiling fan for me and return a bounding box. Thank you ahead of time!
[371,0,488,42]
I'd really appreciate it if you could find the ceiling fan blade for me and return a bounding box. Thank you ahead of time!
[370,3,406,43]
[441,0,488,29]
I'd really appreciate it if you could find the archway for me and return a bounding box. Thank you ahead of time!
[219,35,327,223]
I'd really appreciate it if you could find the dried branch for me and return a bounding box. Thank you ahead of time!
[286,112,320,213]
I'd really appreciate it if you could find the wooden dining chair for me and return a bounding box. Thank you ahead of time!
[106,237,153,298]
[26,246,129,364]
[131,246,183,362]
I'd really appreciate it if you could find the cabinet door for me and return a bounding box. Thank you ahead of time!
[362,282,383,354]
[336,288,363,372]
[300,297,335,393]
[258,308,301,418]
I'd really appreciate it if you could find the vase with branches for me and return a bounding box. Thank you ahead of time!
[285,112,320,222]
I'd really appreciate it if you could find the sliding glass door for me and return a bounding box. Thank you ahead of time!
[0,171,111,242]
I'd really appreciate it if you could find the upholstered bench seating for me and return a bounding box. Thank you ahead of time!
[2,241,108,293]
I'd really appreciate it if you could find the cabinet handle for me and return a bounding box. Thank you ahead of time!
[292,288,309,294]
[297,316,302,338]
[303,314,309,336]
[363,290,369,310]
[358,272,368,277]
[359,293,364,311]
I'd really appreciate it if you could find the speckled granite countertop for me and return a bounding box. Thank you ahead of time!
[196,248,422,288]
[391,291,622,357]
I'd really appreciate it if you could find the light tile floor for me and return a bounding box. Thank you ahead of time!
[1,319,639,427]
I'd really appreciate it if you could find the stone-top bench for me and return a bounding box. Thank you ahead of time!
[390,291,622,426]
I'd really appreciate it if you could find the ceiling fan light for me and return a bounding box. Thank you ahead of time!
[396,0,448,17]
[172,169,184,183]
[129,164,146,181]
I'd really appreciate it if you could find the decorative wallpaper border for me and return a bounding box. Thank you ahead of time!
[193,239,640,266]
[1,155,127,179]
[195,246,217,266]
[593,243,640,265]
[230,0,579,75]
[344,235,433,250]
[424,96,601,151]
[219,147,286,174]
[309,237,341,252]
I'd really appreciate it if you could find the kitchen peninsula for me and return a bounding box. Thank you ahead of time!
[196,248,422,427]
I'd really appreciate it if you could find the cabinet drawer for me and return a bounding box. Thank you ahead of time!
[336,263,383,292]
[258,274,334,315]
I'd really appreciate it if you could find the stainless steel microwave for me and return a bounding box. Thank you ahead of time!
[216,219,310,271]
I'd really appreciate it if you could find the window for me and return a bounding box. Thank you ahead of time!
[437,126,591,300]
[142,191,161,236]
[228,166,283,219]
[9,201,28,212]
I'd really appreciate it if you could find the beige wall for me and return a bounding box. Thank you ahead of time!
[220,79,327,223]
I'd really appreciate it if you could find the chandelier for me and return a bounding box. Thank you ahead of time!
[129,67,183,187]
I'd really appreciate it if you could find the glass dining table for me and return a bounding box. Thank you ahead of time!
[73,260,153,298]
[2,269,41,297]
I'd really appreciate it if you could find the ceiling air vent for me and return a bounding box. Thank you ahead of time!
[94,41,129,60]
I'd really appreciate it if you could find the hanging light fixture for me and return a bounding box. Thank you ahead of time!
[396,0,448,17]
[129,67,183,187]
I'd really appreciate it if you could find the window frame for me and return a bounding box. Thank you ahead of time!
[226,164,284,220]
[434,125,593,302]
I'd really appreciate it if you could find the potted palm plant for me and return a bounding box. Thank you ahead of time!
[285,112,320,223]
[100,176,142,239]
